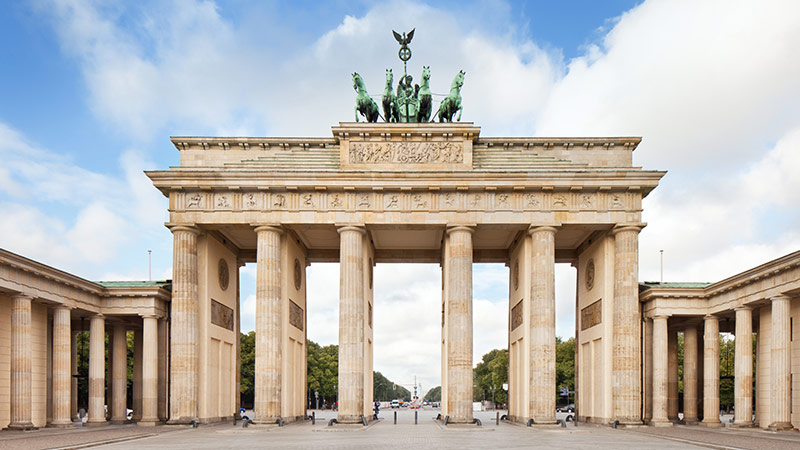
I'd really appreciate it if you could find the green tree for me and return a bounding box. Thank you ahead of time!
[306,340,339,407]
[555,337,575,406]
[424,386,441,402]
[473,348,508,404]
[372,371,411,401]
[240,331,255,406]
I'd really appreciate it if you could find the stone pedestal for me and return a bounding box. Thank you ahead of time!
[529,226,557,424]
[445,226,474,424]
[768,295,794,431]
[87,314,107,425]
[700,315,722,427]
[110,324,128,424]
[168,225,200,424]
[254,225,284,424]
[611,225,643,424]
[7,294,37,430]
[732,306,753,427]
[139,315,160,426]
[683,326,699,424]
[50,306,75,428]
[337,226,366,424]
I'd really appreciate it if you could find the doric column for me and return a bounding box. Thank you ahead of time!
[768,295,793,431]
[683,325,699,424]
[611,225,643,424]
[133,329,143,421]
[157,318,168,422]
[733,306,753,427]
[337,225,366,424]
[110,324,128,424]
[667,329,678,421]
[529,225,557,424]
[71,330,79,422]
[7,293,36,430]
[253,225,284,424]
[139,315,160,426]
[168,225,199,424]
[651,315,671,426]
[87,314,106,425]
[700,315,721,427]
[445,225,474,424]
[643,317,654,423]
[51,306,74,427]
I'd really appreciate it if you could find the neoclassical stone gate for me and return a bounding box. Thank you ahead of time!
[147,122,664,426]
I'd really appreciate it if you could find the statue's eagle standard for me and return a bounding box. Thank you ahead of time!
[392,28,415,46]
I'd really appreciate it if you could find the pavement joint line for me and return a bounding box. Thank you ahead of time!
[625,429,750,450]
[44,433,158,450]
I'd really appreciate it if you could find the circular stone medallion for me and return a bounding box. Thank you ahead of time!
[585,259,595,291]
[294,258,302,291]
[218,258,229,291]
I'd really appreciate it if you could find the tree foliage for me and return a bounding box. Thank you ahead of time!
[424,385,441,402]
[373,371,411,401]
[473,348,508,404]
[555,336,575,405]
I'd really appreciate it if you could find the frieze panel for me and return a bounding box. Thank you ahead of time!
[242,192,262,210]
[580,299,602,331]
[289,299,304,331]
[349,141,463,164]
[215,193,232,209]
[511,300,523,331]
[211,299,234,331]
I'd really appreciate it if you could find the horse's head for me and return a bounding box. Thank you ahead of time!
[422,66,430,82]
[451,70,465,90]
[385,68,393,84]
[352,72,362,91]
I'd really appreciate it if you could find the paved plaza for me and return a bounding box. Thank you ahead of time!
[2,409,800,450]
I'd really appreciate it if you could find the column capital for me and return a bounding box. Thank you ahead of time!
[53,304,74,311]
[91,313,105,319]
[139,313,160,320]
[446,224,475,235]
[611,223,646,235]
[734,305,752,312]
[168,224,200,235]
[253,224,284,234]
[703,314,719,321]
[769,294,791,302]
[11,292,34,302]
[652,314,671,320]
[336,224,366,235]
[527,225,558,236]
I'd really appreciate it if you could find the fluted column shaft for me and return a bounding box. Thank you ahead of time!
[254,225,283,423]
[88,314,106,424]
[529,226,557,424]
[8,294,36,430]
[445,226,474,424]
[701,315,721,426]
[611,225,642,423]
[769,295,793,431]
[337,226,365,423]
[110,324,128,424]
[139,315,159,425]
[651,315,670,425]
[51,306,74,427]
[133,330,143,421]
[71,330,79,421]
[683,326,699,423]
[667,330,678,420]
[168,226,199,423]
[733,306,753,426]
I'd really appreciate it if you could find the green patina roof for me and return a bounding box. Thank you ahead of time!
[639,281,712,292]
[95,280,171,289]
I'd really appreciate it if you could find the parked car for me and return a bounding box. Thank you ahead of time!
[391,399,399,409]
[556,403,574,413]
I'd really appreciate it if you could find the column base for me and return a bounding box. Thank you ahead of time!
[251,417,282,426]
[166,417,197,425]
[109,418,130,425]
[699,420,723,428]
[5,422,38,431]
[651,419,674,428]
[730,421,754,428]
[683,417,699,425]
[136,419,160,427]
[48,420,77,429]
[767,422,795,432]
[85,419,109,427]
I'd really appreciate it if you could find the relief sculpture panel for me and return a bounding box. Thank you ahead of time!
[349,141,463,164]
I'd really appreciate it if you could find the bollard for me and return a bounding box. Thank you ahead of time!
[496,411,499,425]
[312,411,316,425]
[394,411,397,425]
[415,410,418,425]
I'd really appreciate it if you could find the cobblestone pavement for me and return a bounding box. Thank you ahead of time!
[4,410,799,450]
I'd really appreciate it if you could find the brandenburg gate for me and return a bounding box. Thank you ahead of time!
[146,122,665,426]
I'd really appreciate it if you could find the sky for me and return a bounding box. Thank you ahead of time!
[1,0,799,392]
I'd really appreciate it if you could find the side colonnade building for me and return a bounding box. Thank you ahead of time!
[0,249,170,429]
[639,251,800,430]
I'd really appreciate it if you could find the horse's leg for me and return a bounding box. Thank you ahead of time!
[355,105,360,122]
[456,106,462,122]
